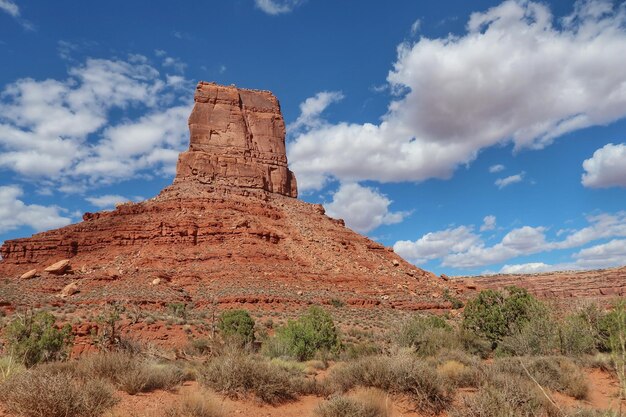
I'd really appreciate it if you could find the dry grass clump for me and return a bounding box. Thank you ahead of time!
[429,349,484,388]
[451,372,557,417]
[163,391,225,417]
[326,353,451,414]
[198,348,306,404]
[314,388,392,417]
[494,356,589,400]
[0,367,117,417]
[0,355,24,382]
[75,351,187,395]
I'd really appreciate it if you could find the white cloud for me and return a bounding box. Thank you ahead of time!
[0,56,191,190]
[85,194,137,209]
[396,210,626,270]
[554,211,626,249]
[495,172,524,189]
[499,262,556,274]
[254,0,304,15]
[394,226,481,264]
[0,185,71,233]
[0,0,19,17]
[574,239,626,268]
[287,91,344,133]
[501,238,626,273]
[324,183,407,233]
[410,19,421,36]
[480,215,496,231]
[489,164,505,173]
[444,225,548,268]
[582,143,626,188]
[289,0,626,191]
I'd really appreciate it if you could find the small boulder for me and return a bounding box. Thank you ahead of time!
[60,282,79,297]
[44,259,71,275]
[392,260,400,267]
[440,274,450,281]
[20,269,38,279]
[151,278,161,285]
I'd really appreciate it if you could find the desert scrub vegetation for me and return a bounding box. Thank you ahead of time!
[218,309,255,346]
[198,347,311,404]
[493,356,589,400]
[314,388,392,417]
[0,366,118,417]
[326,352,452,414]
[395,314,460,356]
[462,286,544,348]
[72,351,189,395]
[163,391,225,417]
[4,310,72,367]
[264,306,341,361]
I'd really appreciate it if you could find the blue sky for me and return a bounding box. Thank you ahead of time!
[0,0,625,276]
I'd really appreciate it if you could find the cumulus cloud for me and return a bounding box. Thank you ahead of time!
[480,215,496,231]
[395,211,626,270]
[489,164,505,173]
[573,239,626,268]
[0,56,192,190]
[289,0,626,191]
[394,226,481,264]
[444,225,548,268]
[582,143,626,188]
[324,183,407,233]
[287,91,344,133]
[254,0,305,15]
[499,262,556,274]
[501,238,626,273]
[0,185,72,233]
[495,172,524,189]
[85,194,142,209]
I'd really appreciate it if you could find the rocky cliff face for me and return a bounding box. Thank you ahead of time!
[175,82,297,197]
[0,82,449,312]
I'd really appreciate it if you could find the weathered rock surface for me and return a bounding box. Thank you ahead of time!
[175,82,297,197]
[20,269,37,279]
[458,266,626,305]
[0,82,446,311]
[44,259,71,275]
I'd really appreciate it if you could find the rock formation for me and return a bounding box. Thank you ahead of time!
[176,82,297,197]
[0,82,450,312]
[459,266,626,305]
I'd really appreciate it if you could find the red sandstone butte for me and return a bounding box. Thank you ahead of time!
[0,82,450,311]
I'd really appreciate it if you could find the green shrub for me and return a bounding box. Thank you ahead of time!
[395,315,459,356]
[559,314,597,356]
[498,309,558,356]
[462,287,544,347]
[0,368,117,417]
[273,306,341,361]
[218,310,255,345]
[5,311,72,367]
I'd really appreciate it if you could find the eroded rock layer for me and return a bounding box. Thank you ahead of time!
[459,267,626,305]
